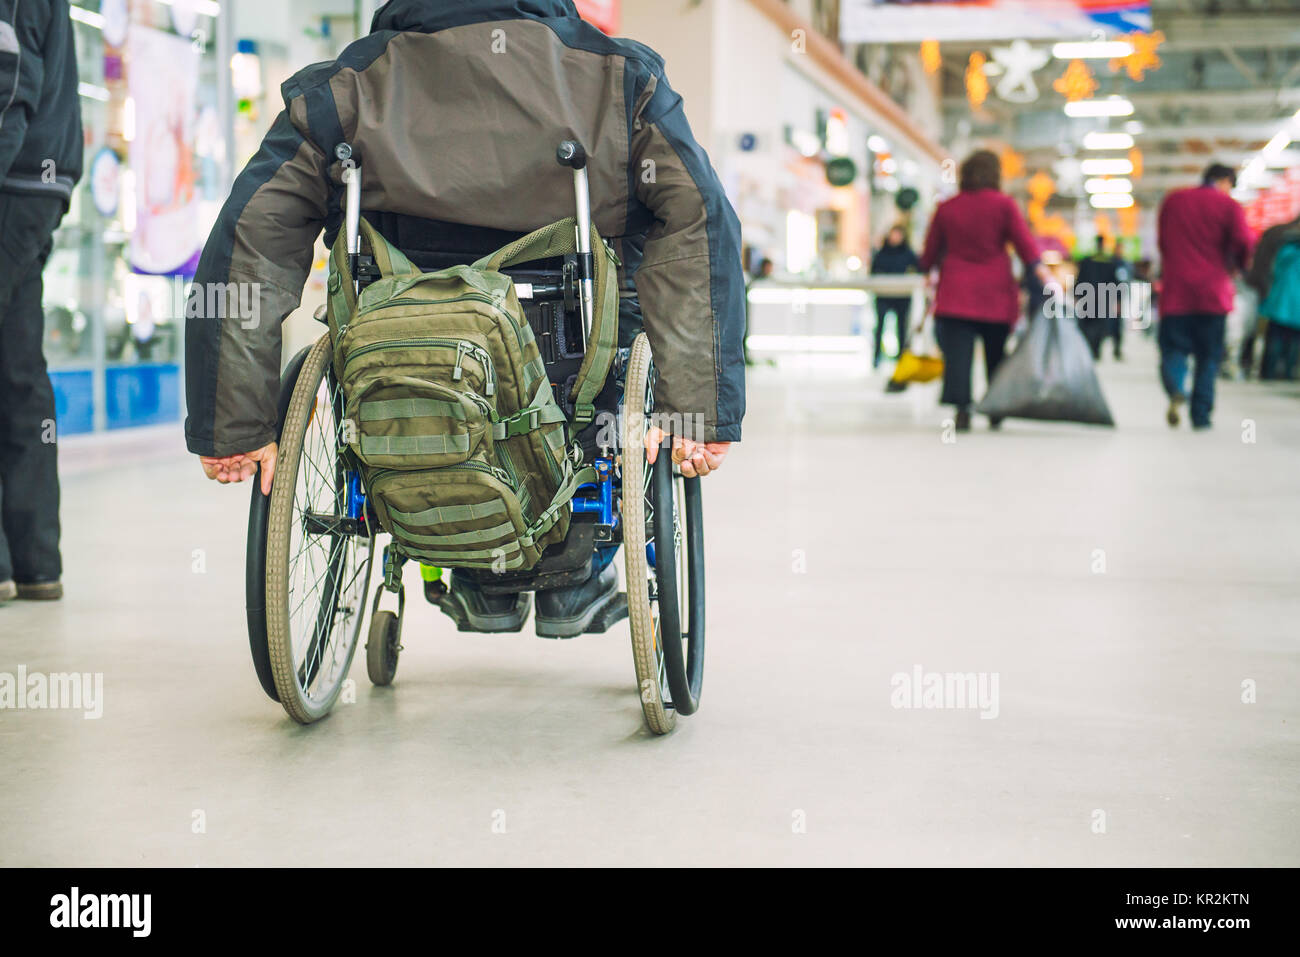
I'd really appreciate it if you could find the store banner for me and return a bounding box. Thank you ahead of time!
[840,1,1152,43]
[127,25,202,277]
[574,0,619,35]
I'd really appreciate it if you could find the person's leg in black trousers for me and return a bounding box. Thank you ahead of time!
[876,298,911,366]
[1079,318,1103,360]
[935,315,977,430]
[977,321,1011,429]
[1187,314,1227,429]
[0,196,65,596]
[1279,325,1300,380]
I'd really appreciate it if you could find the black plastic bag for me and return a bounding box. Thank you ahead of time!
[976,312,1115,426]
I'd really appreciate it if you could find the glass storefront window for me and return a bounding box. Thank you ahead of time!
[47,1,227,434]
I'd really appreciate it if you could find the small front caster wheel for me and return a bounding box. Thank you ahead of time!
[366,610,401,687]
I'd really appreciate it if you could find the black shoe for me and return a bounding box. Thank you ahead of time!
[15,580,61,601]
[423,578,448,605]
[955,408,972,432]
[884,380,908,394]
[437,572,530,633]
[988,416,1004,431]
[535,563,620,638]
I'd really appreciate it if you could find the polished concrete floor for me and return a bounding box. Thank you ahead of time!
[2,336,1298,866]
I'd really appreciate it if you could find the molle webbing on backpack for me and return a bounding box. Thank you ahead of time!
[329,216,617,572]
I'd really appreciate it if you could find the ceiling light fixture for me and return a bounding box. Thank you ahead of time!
[1065,97,1135,118]
[1082,132,1135,150]
[1080,157,1135,175]
[1085,177,1133,193]
[1052,40,1134,59]
[1090,193,1135,209]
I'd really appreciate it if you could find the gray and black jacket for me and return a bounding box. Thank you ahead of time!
[186,0,746,457]
[0,0,83,204]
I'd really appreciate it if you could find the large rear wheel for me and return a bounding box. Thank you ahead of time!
[622,333,706,735]
[264,334,375,723]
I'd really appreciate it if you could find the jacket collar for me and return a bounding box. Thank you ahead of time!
[371,0,579,34]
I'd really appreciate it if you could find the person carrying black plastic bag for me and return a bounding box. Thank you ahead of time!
[918,151,1051,432]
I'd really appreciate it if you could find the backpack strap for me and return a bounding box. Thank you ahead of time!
[473,218,620,428]
[327,218,419,336]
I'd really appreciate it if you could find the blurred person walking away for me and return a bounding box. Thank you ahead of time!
[1248,212,1300,381]
[1075,234,1128,361]
[1156,164,1254,430]
[0,0,82,604]
[919,150,1047,432]
[744,257,774,367]
[870,225,920,369]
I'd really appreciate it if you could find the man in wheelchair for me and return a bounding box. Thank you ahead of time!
[186,0,744,637]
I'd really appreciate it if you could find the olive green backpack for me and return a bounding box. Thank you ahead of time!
[325,217,619,572]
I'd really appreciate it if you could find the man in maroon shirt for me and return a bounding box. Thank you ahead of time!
[1156,163,1255,429]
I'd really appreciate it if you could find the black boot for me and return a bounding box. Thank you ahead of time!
[535,562,622,638]
[437,571,530,633]
[955,407,972,432]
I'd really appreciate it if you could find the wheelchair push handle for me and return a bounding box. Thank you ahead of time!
[556,140,588,170]
[556,140,595,344]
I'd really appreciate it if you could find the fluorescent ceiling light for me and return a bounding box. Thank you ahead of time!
[1262,130,1292,157]
[1080,157,1134,175]
[69,5,105,29]
[1065,98,1135,118]
[1082,132,1134,150]
[1085,177,1133,194]
[77,82,110,102]
[1090,193,1135,209]
[1053,40,1134,59]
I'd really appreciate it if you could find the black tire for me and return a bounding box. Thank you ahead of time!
[651,455,705,716]
[366,610,401,687]
[245,345,313,702]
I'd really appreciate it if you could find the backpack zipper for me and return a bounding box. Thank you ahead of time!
[344,336,496,395]
[368,460,515,489]
[353,292,529,356]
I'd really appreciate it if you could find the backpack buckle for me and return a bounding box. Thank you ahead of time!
[504,408,541,438]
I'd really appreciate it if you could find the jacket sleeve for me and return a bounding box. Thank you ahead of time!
[1005,197,1040,268]
[918,206,944,272]
[0,0,50,182]
[185,108,331,457]
[1225,199,1255,274]
[628,68,745,443]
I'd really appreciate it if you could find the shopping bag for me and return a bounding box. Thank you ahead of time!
[890,318,944,385]
[976,312,1115,426]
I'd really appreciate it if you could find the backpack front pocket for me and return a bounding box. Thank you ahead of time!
[366,464,539,570]
[346,376,490,470]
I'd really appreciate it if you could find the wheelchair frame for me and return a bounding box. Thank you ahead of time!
[246,141,705,734]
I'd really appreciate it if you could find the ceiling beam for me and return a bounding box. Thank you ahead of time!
[1157,13,1300,52]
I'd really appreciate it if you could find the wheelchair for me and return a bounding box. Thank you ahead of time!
[245,142,704,735]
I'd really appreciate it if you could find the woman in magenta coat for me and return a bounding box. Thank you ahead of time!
[919,150,1048,431]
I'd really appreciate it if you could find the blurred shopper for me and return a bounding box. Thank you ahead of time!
[1248,212,1300,381]
[0,0,82,604]
[1075,234,1128,361]
[919,150,1046,432]
[745,257,774,366]
[1156,164,1254,429]
[870,226,920,368]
